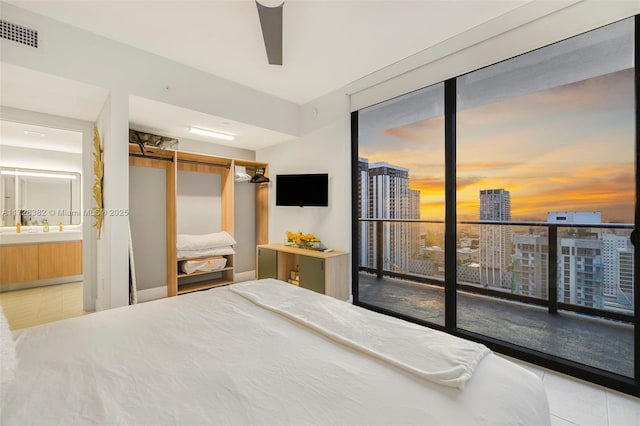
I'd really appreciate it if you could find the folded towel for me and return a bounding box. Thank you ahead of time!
[177,246,235,259]
[230,279,491,389]
[177,231,236,251]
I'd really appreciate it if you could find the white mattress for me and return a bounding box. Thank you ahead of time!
[1,280,550,425]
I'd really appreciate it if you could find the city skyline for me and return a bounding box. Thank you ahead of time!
[359,68,635,223]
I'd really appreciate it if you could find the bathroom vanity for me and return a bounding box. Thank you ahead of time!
[0,232,82,291]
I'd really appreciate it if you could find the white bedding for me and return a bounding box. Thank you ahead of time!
[1,279,550,425]
[230,280,490,389]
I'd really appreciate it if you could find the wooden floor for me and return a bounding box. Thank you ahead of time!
[0,282,86,330]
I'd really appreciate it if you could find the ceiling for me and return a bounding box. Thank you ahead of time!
[129,96,294,151]
[0,63,109,122]
[10,0,529,105]
[1,0,535,152]
[0,120,83,154]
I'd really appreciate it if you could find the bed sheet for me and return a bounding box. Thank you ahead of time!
[1,280,549,425]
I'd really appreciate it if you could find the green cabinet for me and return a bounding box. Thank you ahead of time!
[256,244,349,300]
[257,247,278,279]
[298,256,325,294]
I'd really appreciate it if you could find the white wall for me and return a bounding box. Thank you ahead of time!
[257,89,350,252]
[95,92,130,311]
[176,171,222,235]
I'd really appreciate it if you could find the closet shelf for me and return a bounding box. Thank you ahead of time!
[177,279,233,294]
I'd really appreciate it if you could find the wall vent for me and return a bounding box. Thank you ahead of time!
[1,20,38,48]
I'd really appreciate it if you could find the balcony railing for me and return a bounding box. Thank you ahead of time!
[358,218,634,324]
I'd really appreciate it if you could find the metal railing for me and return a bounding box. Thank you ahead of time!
[358,218,634,323]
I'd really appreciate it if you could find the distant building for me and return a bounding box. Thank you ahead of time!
[558,237,604,309]
[512,234,548,299]
[618,248,634,308]
[358,158,370,268]
[602,233,629,297]
[479,189,512,288]
[358,159,421,274]
[409,189,421,257]
[547,211,601,224]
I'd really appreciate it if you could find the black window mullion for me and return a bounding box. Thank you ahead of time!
[350,111,360,304]
[444,78,457,330]
[634,14,640,383]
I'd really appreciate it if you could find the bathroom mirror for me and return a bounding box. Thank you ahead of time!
[0,167,82,227]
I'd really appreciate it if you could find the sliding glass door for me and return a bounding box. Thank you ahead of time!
[356,83,446,327]
[455,17,635,378]
[352,16,638,395]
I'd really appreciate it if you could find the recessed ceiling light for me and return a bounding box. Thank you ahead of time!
[23,130,46,137]
[188,127,235,141]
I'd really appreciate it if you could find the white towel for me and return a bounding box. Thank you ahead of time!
[177,231,236,251]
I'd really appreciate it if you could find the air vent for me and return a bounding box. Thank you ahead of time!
[1,20,38,48]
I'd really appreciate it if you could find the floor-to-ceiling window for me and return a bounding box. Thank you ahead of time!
[357,83,446,326]
[352,16,638,396]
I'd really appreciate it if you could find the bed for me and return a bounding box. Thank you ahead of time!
[1,279,550,425]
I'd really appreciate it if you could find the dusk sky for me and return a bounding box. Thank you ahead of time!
[359,68,635,223]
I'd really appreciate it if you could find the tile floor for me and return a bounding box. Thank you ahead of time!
[500,355,640,426]
[0,282,85,330]
[0,282,638,425]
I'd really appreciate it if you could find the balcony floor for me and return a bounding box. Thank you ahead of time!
[358,273,634,377]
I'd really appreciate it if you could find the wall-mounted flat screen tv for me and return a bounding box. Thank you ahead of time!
[276,174,328,207]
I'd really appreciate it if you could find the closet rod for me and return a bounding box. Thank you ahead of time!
[129,153,174,162]
[177,159,231,169]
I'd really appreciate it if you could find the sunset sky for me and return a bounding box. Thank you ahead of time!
[359,69,635,223]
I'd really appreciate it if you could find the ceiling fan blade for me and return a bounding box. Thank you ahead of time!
[255,1,283,66]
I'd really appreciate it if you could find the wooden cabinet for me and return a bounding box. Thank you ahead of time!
[0,244,39,284]
[38,241,82,279]
[129,144,269,297]
[257,243,350,300]
[0,241,82,286]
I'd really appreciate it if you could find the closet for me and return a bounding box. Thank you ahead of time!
[128,143,268,297]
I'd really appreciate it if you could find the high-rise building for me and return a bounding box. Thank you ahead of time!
[602,233,629,297]
[618,247,634,308]
[512,234,548,299]
[479,189,512,288]
[357,160,420,273]
[358,157,371,268]
[558,237,604,309]
[409,188,421,257]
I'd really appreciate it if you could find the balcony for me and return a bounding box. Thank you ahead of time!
[356,219,635,378]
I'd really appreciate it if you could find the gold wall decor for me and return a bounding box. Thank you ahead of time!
[92,124,104,239]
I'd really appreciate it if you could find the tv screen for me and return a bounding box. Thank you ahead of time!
[276,174,328,207]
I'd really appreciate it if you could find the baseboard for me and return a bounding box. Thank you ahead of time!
[0,275,83,292]
[234,270,256,283]
[137,286,167,303]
